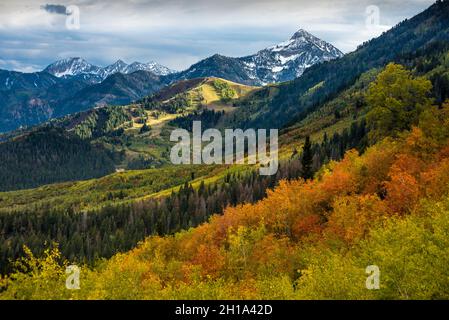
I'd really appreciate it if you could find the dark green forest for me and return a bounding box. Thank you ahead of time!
[0,123,367,274]
[0,127,116,191]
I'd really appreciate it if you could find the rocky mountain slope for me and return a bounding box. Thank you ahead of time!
[173,29,343,85]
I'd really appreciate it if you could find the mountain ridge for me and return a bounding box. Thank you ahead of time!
[43,57,175,82]
[173,29,343,85]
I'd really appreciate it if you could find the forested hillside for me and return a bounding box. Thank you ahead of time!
[0,77,259,191]
[0,105,133,191]
[2,63,449,299]
[0,68,168,133]
[0,39,446,275]
[0,127,116,191]
[0,63,376,272]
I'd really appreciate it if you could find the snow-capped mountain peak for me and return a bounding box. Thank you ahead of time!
[290,28,314,40]
[105,60,128,73]
[240,28,344,84]
[44,58,175,82]
[43,57,101,78]
[125,61,175,76]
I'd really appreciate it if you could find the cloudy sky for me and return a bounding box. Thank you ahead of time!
[0,0,435,72]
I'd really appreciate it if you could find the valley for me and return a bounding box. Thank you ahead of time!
[0,0,449,301]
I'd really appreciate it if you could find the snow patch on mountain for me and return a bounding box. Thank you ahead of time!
[44,58,176,82]
[45,58,101,78]
[175,28,344,86]
[238,29,344,84]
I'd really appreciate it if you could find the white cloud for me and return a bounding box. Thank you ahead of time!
[0,0,436,71]
[0,58,41,72]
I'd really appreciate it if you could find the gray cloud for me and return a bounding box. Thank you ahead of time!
[40,4,67,15]
[0,0,437,72]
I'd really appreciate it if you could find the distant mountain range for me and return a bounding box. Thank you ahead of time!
[0,29,343,132]
[41,29,342,86]
[44,58,175,83]
[0,69,167,132]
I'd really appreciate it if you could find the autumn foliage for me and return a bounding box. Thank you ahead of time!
[2,66,449,300]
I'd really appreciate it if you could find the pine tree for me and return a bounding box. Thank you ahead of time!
[301,136,314,180]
